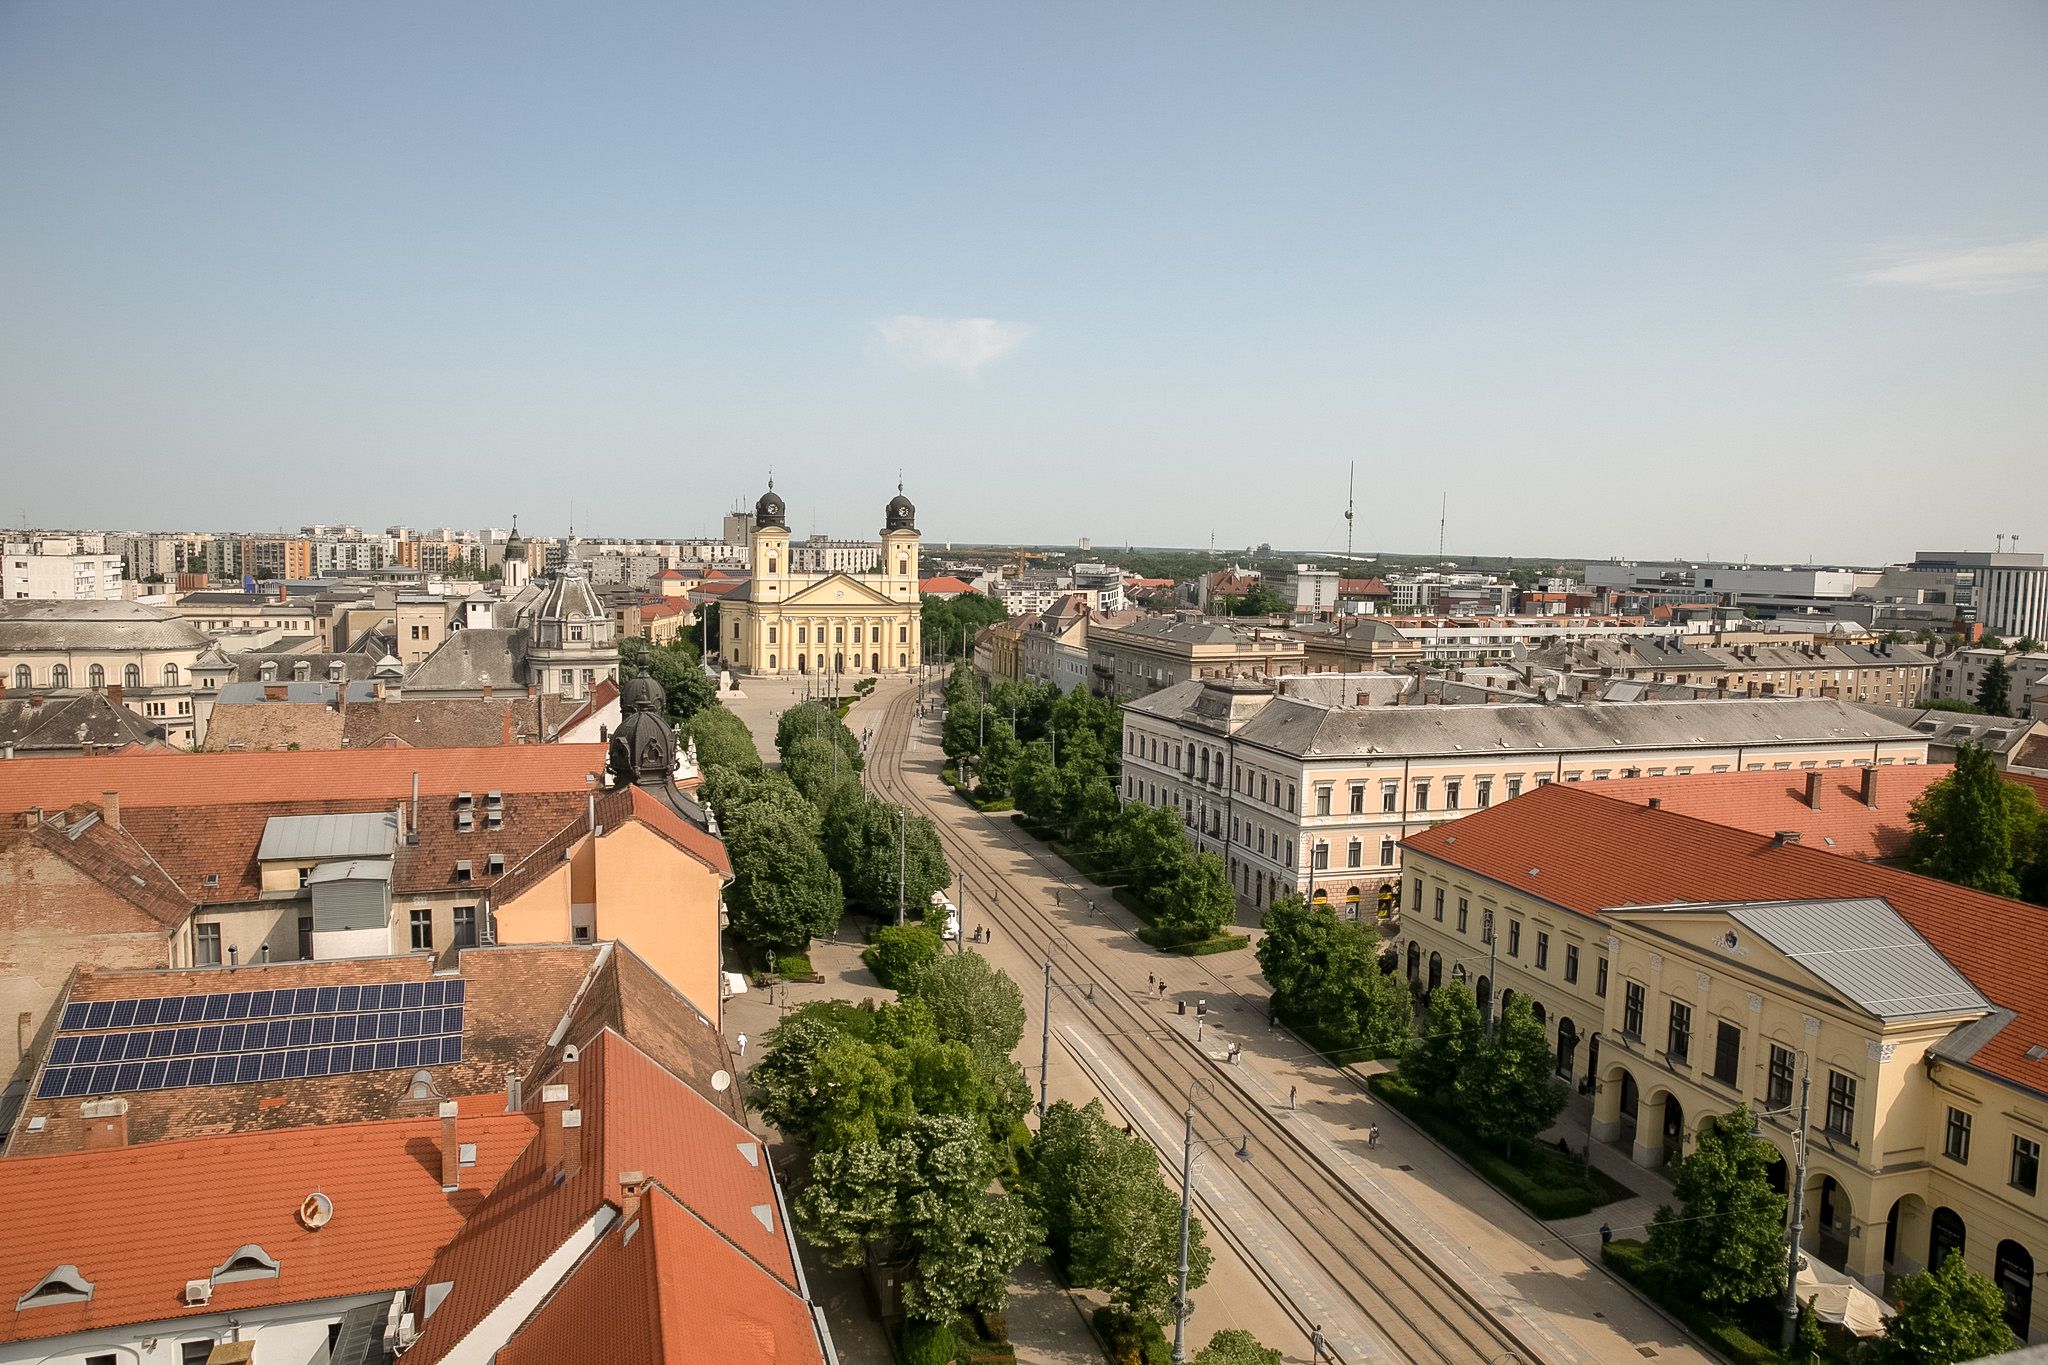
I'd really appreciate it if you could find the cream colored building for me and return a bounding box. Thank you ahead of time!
[721,483,922,677]
[0,600,209,746]
[1088,617,1308,700]
[1123,680,1927,917]
[1397,781,2048,1340]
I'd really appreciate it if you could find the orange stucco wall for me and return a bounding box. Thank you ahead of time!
[493,859,575,948]
[591,822,723,1019]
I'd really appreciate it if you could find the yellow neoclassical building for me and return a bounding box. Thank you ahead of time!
[722,483,923,676]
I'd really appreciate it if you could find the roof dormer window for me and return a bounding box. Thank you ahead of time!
[211,1244,281,1284]
[16,1265,94,1310]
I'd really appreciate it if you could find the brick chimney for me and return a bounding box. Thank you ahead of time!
[1805,770,1823,810]
[560,1108,584,1177]
[1862,765,1880,809]
[1772,830,1802,846]
[481,680,494,701]
[80,1097,129,1150]
[618,1170,647,1224]
[105,683,123,706]
[100,790,121,832]
[439,1099,460,1192]
[264,684,287,702]
[541,1083,570,1167]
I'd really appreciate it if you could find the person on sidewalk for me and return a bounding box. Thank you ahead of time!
[736,1032,749,1059]
[1368,1124,1380,1147]
[1288,1085,1297,1111]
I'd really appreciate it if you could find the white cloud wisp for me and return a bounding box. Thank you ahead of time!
[1860,235,2048,295]
[876,314,1034,377]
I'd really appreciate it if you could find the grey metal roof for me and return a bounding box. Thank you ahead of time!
[403,627,527,692]
[256,812,399,862]
[0,600,211,652]
[1719,898,1992,1021]
[306,858,394,885]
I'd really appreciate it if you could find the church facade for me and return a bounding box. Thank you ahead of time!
[721,484,923,676]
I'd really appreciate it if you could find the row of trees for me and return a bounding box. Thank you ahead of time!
[921,591,1009,664]
[1403,977,1564,1151]
[1256,893,1413,1056]
[1904,743,2048,906]
[1637,1105,2016,1364]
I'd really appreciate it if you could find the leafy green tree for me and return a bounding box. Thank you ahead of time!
[676,705,762,774]
[1033,1100,1210,1323]
[1103,802,1193,894]
[1012,740,1072,827]
[1788,1296,1826,1363]
[942,697,990,763]
[1872,1251,2018,1365]
[782,733,854,806]
[724,805,842,952]
[1068,775,1122,847]
[777,700,862,771]
[1254,893,1326,1015]
[1905,744,2043,899]
[819,793,951,918]
[705,766,813,832]
[797,1114,1043,1326]
[619,637,716,723]
[1644,1107,1788,1306]
[1454,993,1564,1152]
[864,921,944,990]
[923,592,1010,660]
[1255,893,1410,1052]
[1406,977,1483,1102]
[1223,585,1288,617]
[1151,851,1235,943]
[1193,1330,1284,1365]
[1979,658,2013,717]
[911,950,1026,1058]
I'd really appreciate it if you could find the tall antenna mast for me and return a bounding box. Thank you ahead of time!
[1344,461,1355,560]
[1438,492,1447,560]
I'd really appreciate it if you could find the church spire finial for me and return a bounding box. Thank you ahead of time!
[897,469,904,495]
[767,466,774,493]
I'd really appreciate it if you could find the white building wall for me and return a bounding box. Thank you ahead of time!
[0,1292,385,1365]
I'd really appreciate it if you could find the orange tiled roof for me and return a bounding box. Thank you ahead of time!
[497,1183,822,1365]
[1593,764,1952,861]
[1402,782,2048,1094]
[919,575,976,594]
[0,1110,534,1345]
[0,746,605,814]
[403,1028,806,1363]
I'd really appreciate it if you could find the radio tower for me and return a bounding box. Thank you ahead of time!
[1344,461,1355,560]
[1438,493,1447,561]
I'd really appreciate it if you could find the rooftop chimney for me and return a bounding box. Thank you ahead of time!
[560,1108,584,1178]
[439,1099,461,1192]
[80,1097,129,1150]
[1862,765,1880,809]
[541,1082,571,1168]
[264,684,287,702]
[100,790,120,832]
[1772,830,1802,846]
[1648,796,1662,809]
[505,1068,523,1113]
[618,1170,648,1225]
[1805,770,1824,810]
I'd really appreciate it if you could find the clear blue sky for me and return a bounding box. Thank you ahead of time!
[2,2,2043,563]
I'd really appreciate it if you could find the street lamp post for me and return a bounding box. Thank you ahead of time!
[896,806,908,926]
[1038,960,1053,1119]
[1482,909,1499,1033]
[1170,1085,1252,1365]
[1780,1067,1813,1349]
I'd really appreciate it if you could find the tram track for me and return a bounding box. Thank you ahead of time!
[864,684,1545,1365]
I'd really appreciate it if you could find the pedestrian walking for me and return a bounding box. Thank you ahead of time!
[736,1032,749,1059]
[1147,972,1155,991]
[1288,1085,1297,1111]
[1088,898,1096,916]
[1368,1124,1380,1147]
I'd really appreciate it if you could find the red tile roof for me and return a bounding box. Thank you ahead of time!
[0,746,606,813]
[496,1185,822,1365]
[1403,782,2048,1093]
[4,801,191,929]
[1594,764,1951,860]
[403,1029,806,1363]
[0,1110,533,1345]
[919,575,976,595]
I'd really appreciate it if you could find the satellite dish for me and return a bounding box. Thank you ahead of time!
[298,1192,335,1230]
[710,1069,732,1093]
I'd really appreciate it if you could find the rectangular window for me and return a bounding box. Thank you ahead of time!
[1476,778,1492,808]
[194,922,221,967]
[1507,919,1521,957]
[1456,900,1468,933]
[1312,841,1329,870]
[1825,1070,1857,1141]
[1506,776,1523,798]
[1712,1021,1740,1085]
[1767,1045,1795,1110]
[1622,981,1645,1039]
[1350,783,1366,814]
[1445,779,1461,811]
[453,906,478,949]
[1433,888,1445,921]
[181,1344,215,1365]
[1413,781,1429,812]
[1382,783,1399,813]
[298,914,313,960]
[410,909,433,952]
[1667,1001,1691,1063]
[1563,943,1579,983]
[2014,1137,2041,1195]
[1481,908,1494,945]
[1534,931,1549,970]
[1315,784,1332,816]
[1286,783,1296,812]
[1944,1108,1972,1164]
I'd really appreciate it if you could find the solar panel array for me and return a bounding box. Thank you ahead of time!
[37,978,467,1100]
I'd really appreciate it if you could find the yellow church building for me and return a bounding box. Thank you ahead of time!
[721,482,923,676]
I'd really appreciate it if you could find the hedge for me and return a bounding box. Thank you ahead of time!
[1368,1072,1628,1219]
[1137,926,1251,956]
[1601,1239,1785,1365]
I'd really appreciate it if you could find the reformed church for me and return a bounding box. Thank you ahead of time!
[721,482,923,676]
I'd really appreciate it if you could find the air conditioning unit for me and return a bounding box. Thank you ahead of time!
[184,1279,213,1306]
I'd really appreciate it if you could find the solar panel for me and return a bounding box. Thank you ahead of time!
[39,977,469,1099]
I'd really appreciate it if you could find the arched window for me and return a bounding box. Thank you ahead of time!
[162,663,180,687]
[124,664,141,688]
[1996,1240,2033,1340]
[12,665,29,689]
[88,664,105,688]
[1930,1208,1966,1272]
[51,664,68,688]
